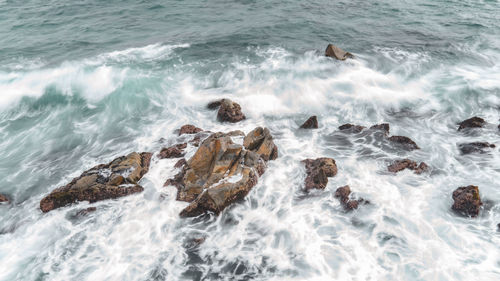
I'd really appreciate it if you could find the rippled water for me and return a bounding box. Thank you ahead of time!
[0,0,499,280]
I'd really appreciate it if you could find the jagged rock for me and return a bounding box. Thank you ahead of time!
[388,159,428,174]
[159,143,187,159]
[452,185,482,217]
[325,44,354,60]
[334,185,367,210]
[300,116,318,129]
[40,152,152,213]
[179,124,203,136]
[338,123,365,133]
[243,127,278,161]
[208,99,246,123]
[165,128,277,217]
[458,117,485,131]
[388,135,420,150]
[458,142,496,155]
[369,123,390,135]
[0,194,9,204]
[302,158,337,191]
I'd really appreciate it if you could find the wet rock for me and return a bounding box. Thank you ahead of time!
[388,135,420,150]
[388,159,428,175]
[0,194,9,204]
[159,143,187,159]
[369,123,390,135]
[40,152,152,213]
[300,116,318,129]
[75,207,97,217]
[458,117,485,131]
[302,158,337,191]
[334,185,367,211]
[208,99,246,123]
[325,44,354,60]
[179,124,203,136]
[243,127,278,161]
[452,185,482,217]
[165,128,276,217]
[174,158,187,169]
[458,142,496,155]
[338,123,365,133]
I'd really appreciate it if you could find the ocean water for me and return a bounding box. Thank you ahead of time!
[0,0,499,280]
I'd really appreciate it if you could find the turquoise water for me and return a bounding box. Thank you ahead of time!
[0,0,499,280]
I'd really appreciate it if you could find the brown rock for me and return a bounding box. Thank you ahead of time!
[369,123,390,135]
[388,135,420,150]
[452,185,482,217]
[458,142,495,155]
[300,116,318,129]
[165,128,276,217]
[338,124,365,133]
[325,44,354,60]
[40,152,152,213]
[159,143,187,159]
[243,127,278,161]
[174,158,187,169]
[388,159,428,175]
[208,99,246,123]
[179,125,203,136]
[458,117,485,131]
[302,158,337,191]
[0,194,9,203]
[334,185,367,211]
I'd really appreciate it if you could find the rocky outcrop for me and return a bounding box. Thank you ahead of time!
[302,158,337,191]
[452,185,482,217]
[159,143,187,159]
[325,44,354,60]
[40,152,152,213]
[388,136,420,150]
[300,116,318,129]
[334,185,367,211]
[165,127,277,217]
[179,125,203,136]
[338,123,365,133]
[458,142,496,155]
[208,99,246,123]
[0,194,9,204]
[458,117,485,131]
[388,159,428,174]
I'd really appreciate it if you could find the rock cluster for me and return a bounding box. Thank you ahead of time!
[388,159,428,174]
[451,185,482,217]
[302,158,337,191]
[40,152,152,213]
[165,127,278,217]
[300,116,318,129]
[208,99,246,123]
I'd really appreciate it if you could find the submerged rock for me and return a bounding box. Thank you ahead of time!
[334,185,367,211]
[458,142,495,155]
[300,116,318,129]
[452,185,482,217]
[458,117,485,131]
[208,99,246,123]
[0,194,9,204]
[388,135,420,150]
[75,207,97,217]
[302,158,337,191]
[325,44,354,60]
[338,123,365,133]
[165,127,277,217]
[159,143,187,159]
[388,159,428,174]
[179,124,203,136]
[40,152,152,213]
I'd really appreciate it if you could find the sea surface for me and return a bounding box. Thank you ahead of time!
[0,0,499,280]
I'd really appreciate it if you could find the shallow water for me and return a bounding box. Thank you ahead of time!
[0,0,499,280]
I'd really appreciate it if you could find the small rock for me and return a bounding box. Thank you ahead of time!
[208,99,246,123]
[388,135,420,150]
[334,185,367,211]
[388,159,428,175]
[369,123,390,135]
[302,158,337,191]
[458,117,485,131]
[338,123,365,133]
[452,185,482,217]
[325,44,354,60]
[159,143,187,159]
[179,125,203,136]
[0,194,9,204]
[75,207,97,217]
[458,142,496,155]
[300,116,318,129]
